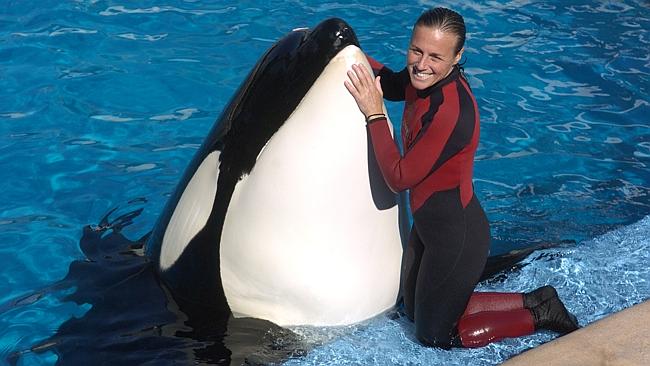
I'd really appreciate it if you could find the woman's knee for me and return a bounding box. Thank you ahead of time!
[415,323,454,350]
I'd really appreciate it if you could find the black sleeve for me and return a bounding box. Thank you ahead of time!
[378,66,409,101]
[366,54,409,102]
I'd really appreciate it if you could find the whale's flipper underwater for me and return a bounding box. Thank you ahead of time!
[9,206,306,366]
[7,18,572,366]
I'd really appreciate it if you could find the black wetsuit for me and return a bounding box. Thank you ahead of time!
[366,57,495,348]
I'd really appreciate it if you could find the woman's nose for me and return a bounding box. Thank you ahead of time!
[416,56,429,70]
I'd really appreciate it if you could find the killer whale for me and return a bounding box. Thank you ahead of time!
[146,18,403,327]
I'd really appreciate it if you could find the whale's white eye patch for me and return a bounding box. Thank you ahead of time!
[160,151,220,271]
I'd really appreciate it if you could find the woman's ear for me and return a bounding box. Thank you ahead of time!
[454,47,465,65]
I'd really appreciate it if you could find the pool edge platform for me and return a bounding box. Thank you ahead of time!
[502,300,649,366]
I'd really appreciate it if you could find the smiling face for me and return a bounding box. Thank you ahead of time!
[407,25,464,90]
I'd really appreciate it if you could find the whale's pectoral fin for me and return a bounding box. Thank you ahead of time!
[367,130,397,210]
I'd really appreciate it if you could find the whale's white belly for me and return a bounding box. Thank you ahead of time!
[220,45,402,327]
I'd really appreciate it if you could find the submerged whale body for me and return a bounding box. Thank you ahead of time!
[146,18,403,327]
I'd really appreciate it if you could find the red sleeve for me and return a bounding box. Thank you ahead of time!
[367,84,461,192]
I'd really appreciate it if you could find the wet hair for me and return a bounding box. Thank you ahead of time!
[415,7,466,54]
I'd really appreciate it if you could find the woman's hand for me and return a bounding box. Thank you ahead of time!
[344,63,384,118]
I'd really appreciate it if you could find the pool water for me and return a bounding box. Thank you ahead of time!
[1,0,648,365]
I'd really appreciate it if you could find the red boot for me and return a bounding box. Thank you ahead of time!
[463,292,524,316]
[464,285,559,316]
[457,308,535,348]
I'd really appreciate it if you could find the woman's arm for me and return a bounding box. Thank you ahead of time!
[366,91,460,193]
[346,64,466,193]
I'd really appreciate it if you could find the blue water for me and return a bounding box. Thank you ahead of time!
[1,0,648,365]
